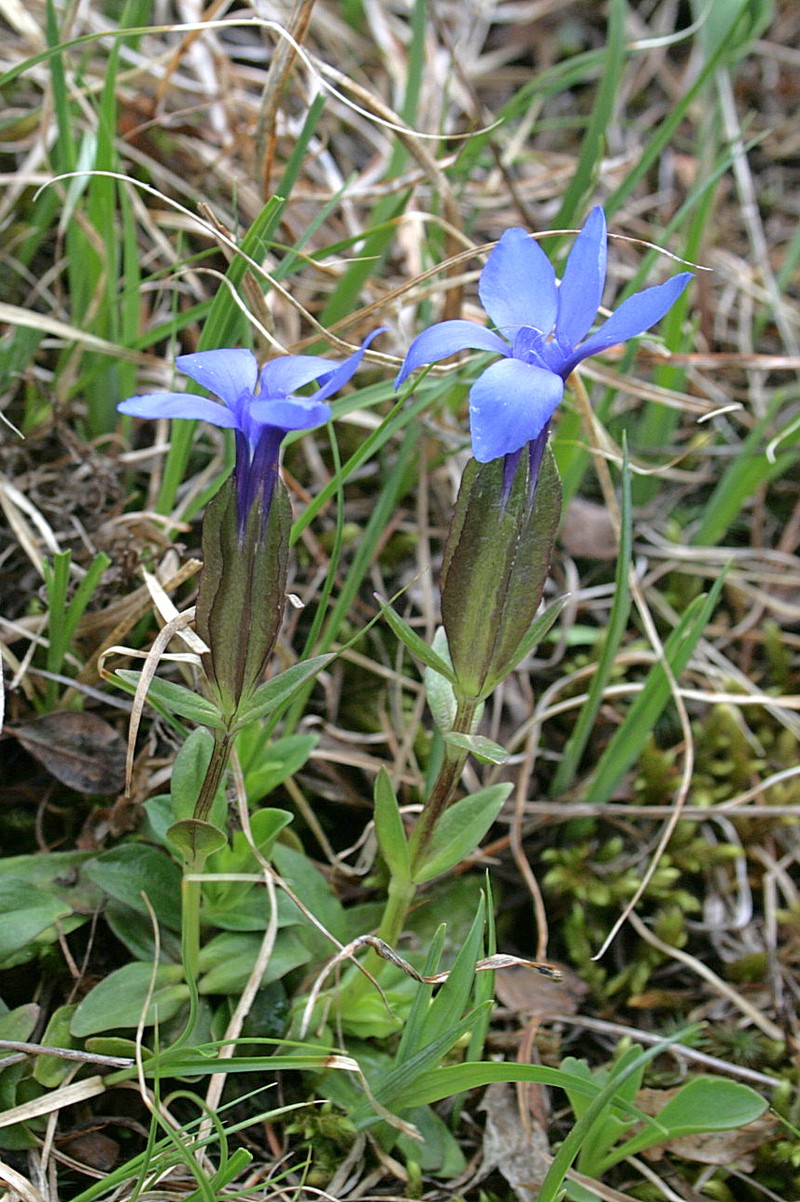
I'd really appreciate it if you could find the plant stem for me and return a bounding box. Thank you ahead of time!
[175,725,234,1045]
[349,698,478,996]
[408,698,477,876]
[194,727,234,823]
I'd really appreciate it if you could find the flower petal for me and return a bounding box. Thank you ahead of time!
[258,354,345,398]
[248,396,332,432]
[468,359,564,463]
[556,207,607,352]
[564,272,693,373]
[314,328,385,401]
[395,321,509,388]
[117,393,240,428]
[478,228,558,337]
[176,349,258,407]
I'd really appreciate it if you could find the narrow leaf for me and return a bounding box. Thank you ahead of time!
[235,654,334,725]
[413,784,511,884]
[115,671,222,727]
[373,768,411,881]
[377,597,457,683]
[444,732,510,765]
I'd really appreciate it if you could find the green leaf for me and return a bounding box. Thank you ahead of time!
[197,930,310,995]
[167,819,228,866]
[377,597,457,684]
[561,1046,646,1175]
[443,733,510,765]
[0,880,72,961]
[690,0,775,61]
[171,727,218,820]
[34,1005,78,1087]
[104,900,182,963]
[504,593,568,678]
[396,1105,466,1176]
[115,670,222,727]
[415,894,485,1046]
[423,629,458,733]
[236,732,318,801]
[83,844,183,932]
[235,654,334,725]
[657,1076,766,1131]
[608,1077,768,1168]
[71,963,190,1036]
[0,1004,39,1043]
[413,784,511,884]
[208,808,293,876]
[394,926,447,1063]
[271,843,349,958]
[373,768,411,881]
[203,808,294,924]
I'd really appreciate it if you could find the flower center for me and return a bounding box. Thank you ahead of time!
[511,325,550,369]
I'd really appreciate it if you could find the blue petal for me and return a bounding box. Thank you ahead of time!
[478,228,558,337]
[117,393,240,428]
[395,321,509,388]
[468,359,564,463]
[248,396,332,431]
[314,328,385,401]
[176,349,258,408]
[258,354,345,398]
[564,272,693,373]
[556,207,607,352]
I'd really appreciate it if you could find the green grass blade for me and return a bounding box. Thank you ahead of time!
[588,573,727,804]
[692,396,799,546]
[551,448,632,796]
[394,926,446,1063]
[553,0,626,232]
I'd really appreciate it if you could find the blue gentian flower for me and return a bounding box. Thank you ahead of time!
[396,207,692,463]
[119,333,381,531]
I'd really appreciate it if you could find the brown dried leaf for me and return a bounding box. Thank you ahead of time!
[13,712,127,795]
[495,962,587,1018]
[478,1083,550,1202]
[58,1130,120,1173]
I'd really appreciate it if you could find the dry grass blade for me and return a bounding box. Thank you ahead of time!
[0,1077,107,1131]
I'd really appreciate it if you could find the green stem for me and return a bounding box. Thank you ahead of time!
[408,699,477,876]
[344,698,478,1002]
[194,727,233,823]
[171,871,202,1050]
[173,725,234,1047]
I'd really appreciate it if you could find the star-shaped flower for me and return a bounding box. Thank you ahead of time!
[396,207,692,463]
[119,333,381,531]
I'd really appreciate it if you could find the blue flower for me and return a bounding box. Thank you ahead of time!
[396,207,692,463]
[119,333,381,530]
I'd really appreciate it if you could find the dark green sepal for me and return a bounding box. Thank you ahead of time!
[195,472,291,722]
[440,446,562,701]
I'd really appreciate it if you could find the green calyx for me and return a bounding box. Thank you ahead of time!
[195,473,291,723]
[440,446,562,701]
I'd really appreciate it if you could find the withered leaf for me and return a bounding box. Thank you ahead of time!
[495,962,587,1018]
[14,711,127,795]
[478,1083,550,1202]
